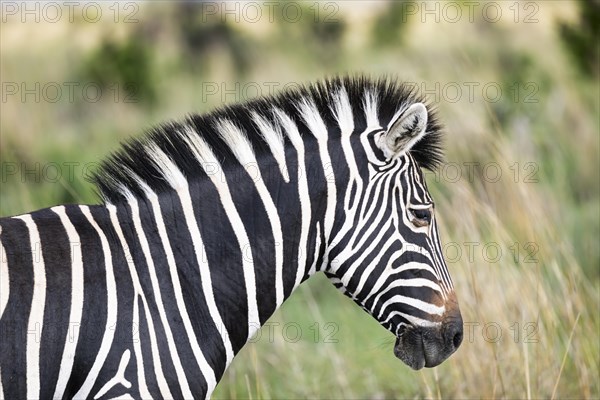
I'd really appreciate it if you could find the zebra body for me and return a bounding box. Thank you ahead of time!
[0,76,462,399]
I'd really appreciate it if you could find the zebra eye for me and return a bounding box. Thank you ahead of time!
[409,207,431,227]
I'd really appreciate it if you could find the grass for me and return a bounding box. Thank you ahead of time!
[1,2,598,398]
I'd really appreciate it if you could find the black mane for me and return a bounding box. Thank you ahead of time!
[92,75,443,204]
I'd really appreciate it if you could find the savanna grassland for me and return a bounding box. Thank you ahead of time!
[1,1,598,398]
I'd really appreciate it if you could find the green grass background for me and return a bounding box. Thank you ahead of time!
[1,2,598,398]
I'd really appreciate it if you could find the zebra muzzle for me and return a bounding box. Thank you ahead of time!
[393,312,463,370]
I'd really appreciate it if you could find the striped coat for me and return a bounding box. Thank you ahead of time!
[1,76,462,399]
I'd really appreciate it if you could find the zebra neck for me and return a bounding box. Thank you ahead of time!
[105,140,334,380]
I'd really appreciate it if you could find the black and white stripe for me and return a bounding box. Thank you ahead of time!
[0,76,461,398]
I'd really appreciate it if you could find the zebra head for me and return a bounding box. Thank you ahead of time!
[326,100,462,370]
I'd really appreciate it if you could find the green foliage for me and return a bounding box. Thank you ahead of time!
[558,1,600,78]
[308,16,345,48]
[371,1,411,47]
[81,35,157,106]
[270,4,346,67]
[491,49,550,128]
[175,3,254,75]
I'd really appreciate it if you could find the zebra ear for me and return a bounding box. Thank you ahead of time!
[381,103,428,159]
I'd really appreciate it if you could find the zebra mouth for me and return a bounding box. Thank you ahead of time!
[394,323,461,370]
[393,332,426,370]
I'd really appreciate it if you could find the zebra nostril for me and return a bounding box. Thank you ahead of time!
[445,321,463,351]
[453,330,463,349]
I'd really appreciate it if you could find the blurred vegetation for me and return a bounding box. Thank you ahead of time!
[557,0,600,78]
[80,32,158,106]
[175,3,255,75]
[1,1,598,399]
[371,0,412,47]
[271,3,346,67]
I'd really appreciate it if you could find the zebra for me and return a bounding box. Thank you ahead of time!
[0,76,463,399]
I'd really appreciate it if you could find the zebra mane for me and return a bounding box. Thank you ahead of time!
[92,75,443,204]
